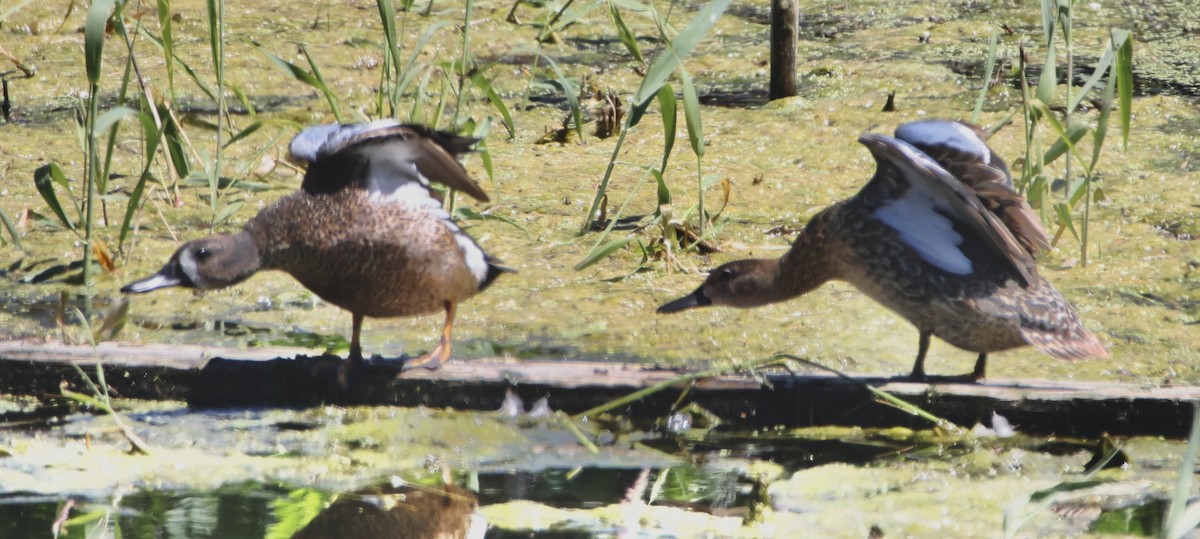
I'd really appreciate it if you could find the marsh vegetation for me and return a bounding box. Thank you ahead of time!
[0,0,1197,536]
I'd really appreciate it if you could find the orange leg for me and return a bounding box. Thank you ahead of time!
[404,300,455,371]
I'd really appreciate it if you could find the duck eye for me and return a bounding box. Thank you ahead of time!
[718,268,736,281]
[195,247,212,262]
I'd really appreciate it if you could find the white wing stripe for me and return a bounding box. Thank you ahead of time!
[873,190,973,275]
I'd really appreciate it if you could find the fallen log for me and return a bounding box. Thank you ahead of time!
[0,340,1195,437]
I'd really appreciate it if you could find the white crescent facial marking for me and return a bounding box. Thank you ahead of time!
[894,120,990,165]
[178,248,206,288]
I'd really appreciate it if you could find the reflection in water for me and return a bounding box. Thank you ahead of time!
[293,484,484,539]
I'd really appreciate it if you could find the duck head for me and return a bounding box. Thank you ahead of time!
[122,234,261,293]
[657,259,785,313]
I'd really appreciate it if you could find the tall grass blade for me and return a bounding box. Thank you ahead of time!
[1091,48,1117,171]
[1053,202,1077,241]
[450,0,475,126]
[1039,0,1055,45]
[1113,29,1133,150]
[471,119,496,183]
[541,54,583,143]
[300,44,343,123]
[656,84,677,172]
[578,177,643,264]
[92,107,138,138]
[139,29,218,101]
[255,44,344,122]
[376,0,401,115]
[1165,405,1200,538]
[226,82,258,119]
[971,28,999,123]
[1068,39,1113,114]
[541,0,604,39]
[83,0,115,289]
[632,0,731,105]
[0,207,22,250]
[0,0,36,23]
[119,170,158,250]
[470,71,516,139]
[575,237,636,271]
[610,3,644,65]
[224,120,264,148]
[33,164,76,230]
[680,67,706,231]
[396,22,454,96]
[156,0,176,100]
[84,0,115,85]
[680,68,703,158]
[206,0,227,229]
[161,104,191,179]
[213,199,245,227]
[1035,0,1057,104]
[1041,122,1087,166]
[653,168,671,207]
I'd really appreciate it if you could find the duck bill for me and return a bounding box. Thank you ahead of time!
[656,287,712,314]
[121,265,183,294]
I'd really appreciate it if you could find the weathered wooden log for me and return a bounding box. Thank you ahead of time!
[0,341,1195,438]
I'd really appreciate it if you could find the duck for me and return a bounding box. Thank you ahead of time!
[657,119,1107,381]
[122,120,512,371]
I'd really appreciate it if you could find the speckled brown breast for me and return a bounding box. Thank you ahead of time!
[243,189,480,318]
[829,201,1091,356]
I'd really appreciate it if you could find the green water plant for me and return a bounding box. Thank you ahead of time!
[574,0,731,271]
[1163,405,1200,538]
[1015,0,1133,266]
[58,303,151,456]
[81,0,116,289]
[32,0,267,293]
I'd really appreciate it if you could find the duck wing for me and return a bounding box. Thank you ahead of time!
[289,120,489,202]
[894,120,1050,257]
[859,132,1037,288]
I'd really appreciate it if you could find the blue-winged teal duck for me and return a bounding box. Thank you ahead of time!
[122,120,512,371]
[658,120,1107,381]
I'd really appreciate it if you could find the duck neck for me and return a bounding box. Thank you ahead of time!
[221,231,263,285]
[772,226,836,301]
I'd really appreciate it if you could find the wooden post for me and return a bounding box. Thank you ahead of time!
[769,0,799,100]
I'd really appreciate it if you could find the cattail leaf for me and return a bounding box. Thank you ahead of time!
[33,163,76,230]
[575,236,635,271]
[657,84,677,171]
[1113,29,1133,150]
[680,67,703,158]
[92,106,137,138]
[610,3,644,65]
[469,71,515,139]
[541,54,583,143]
[632,0,731,105]
[84,0,116,85]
